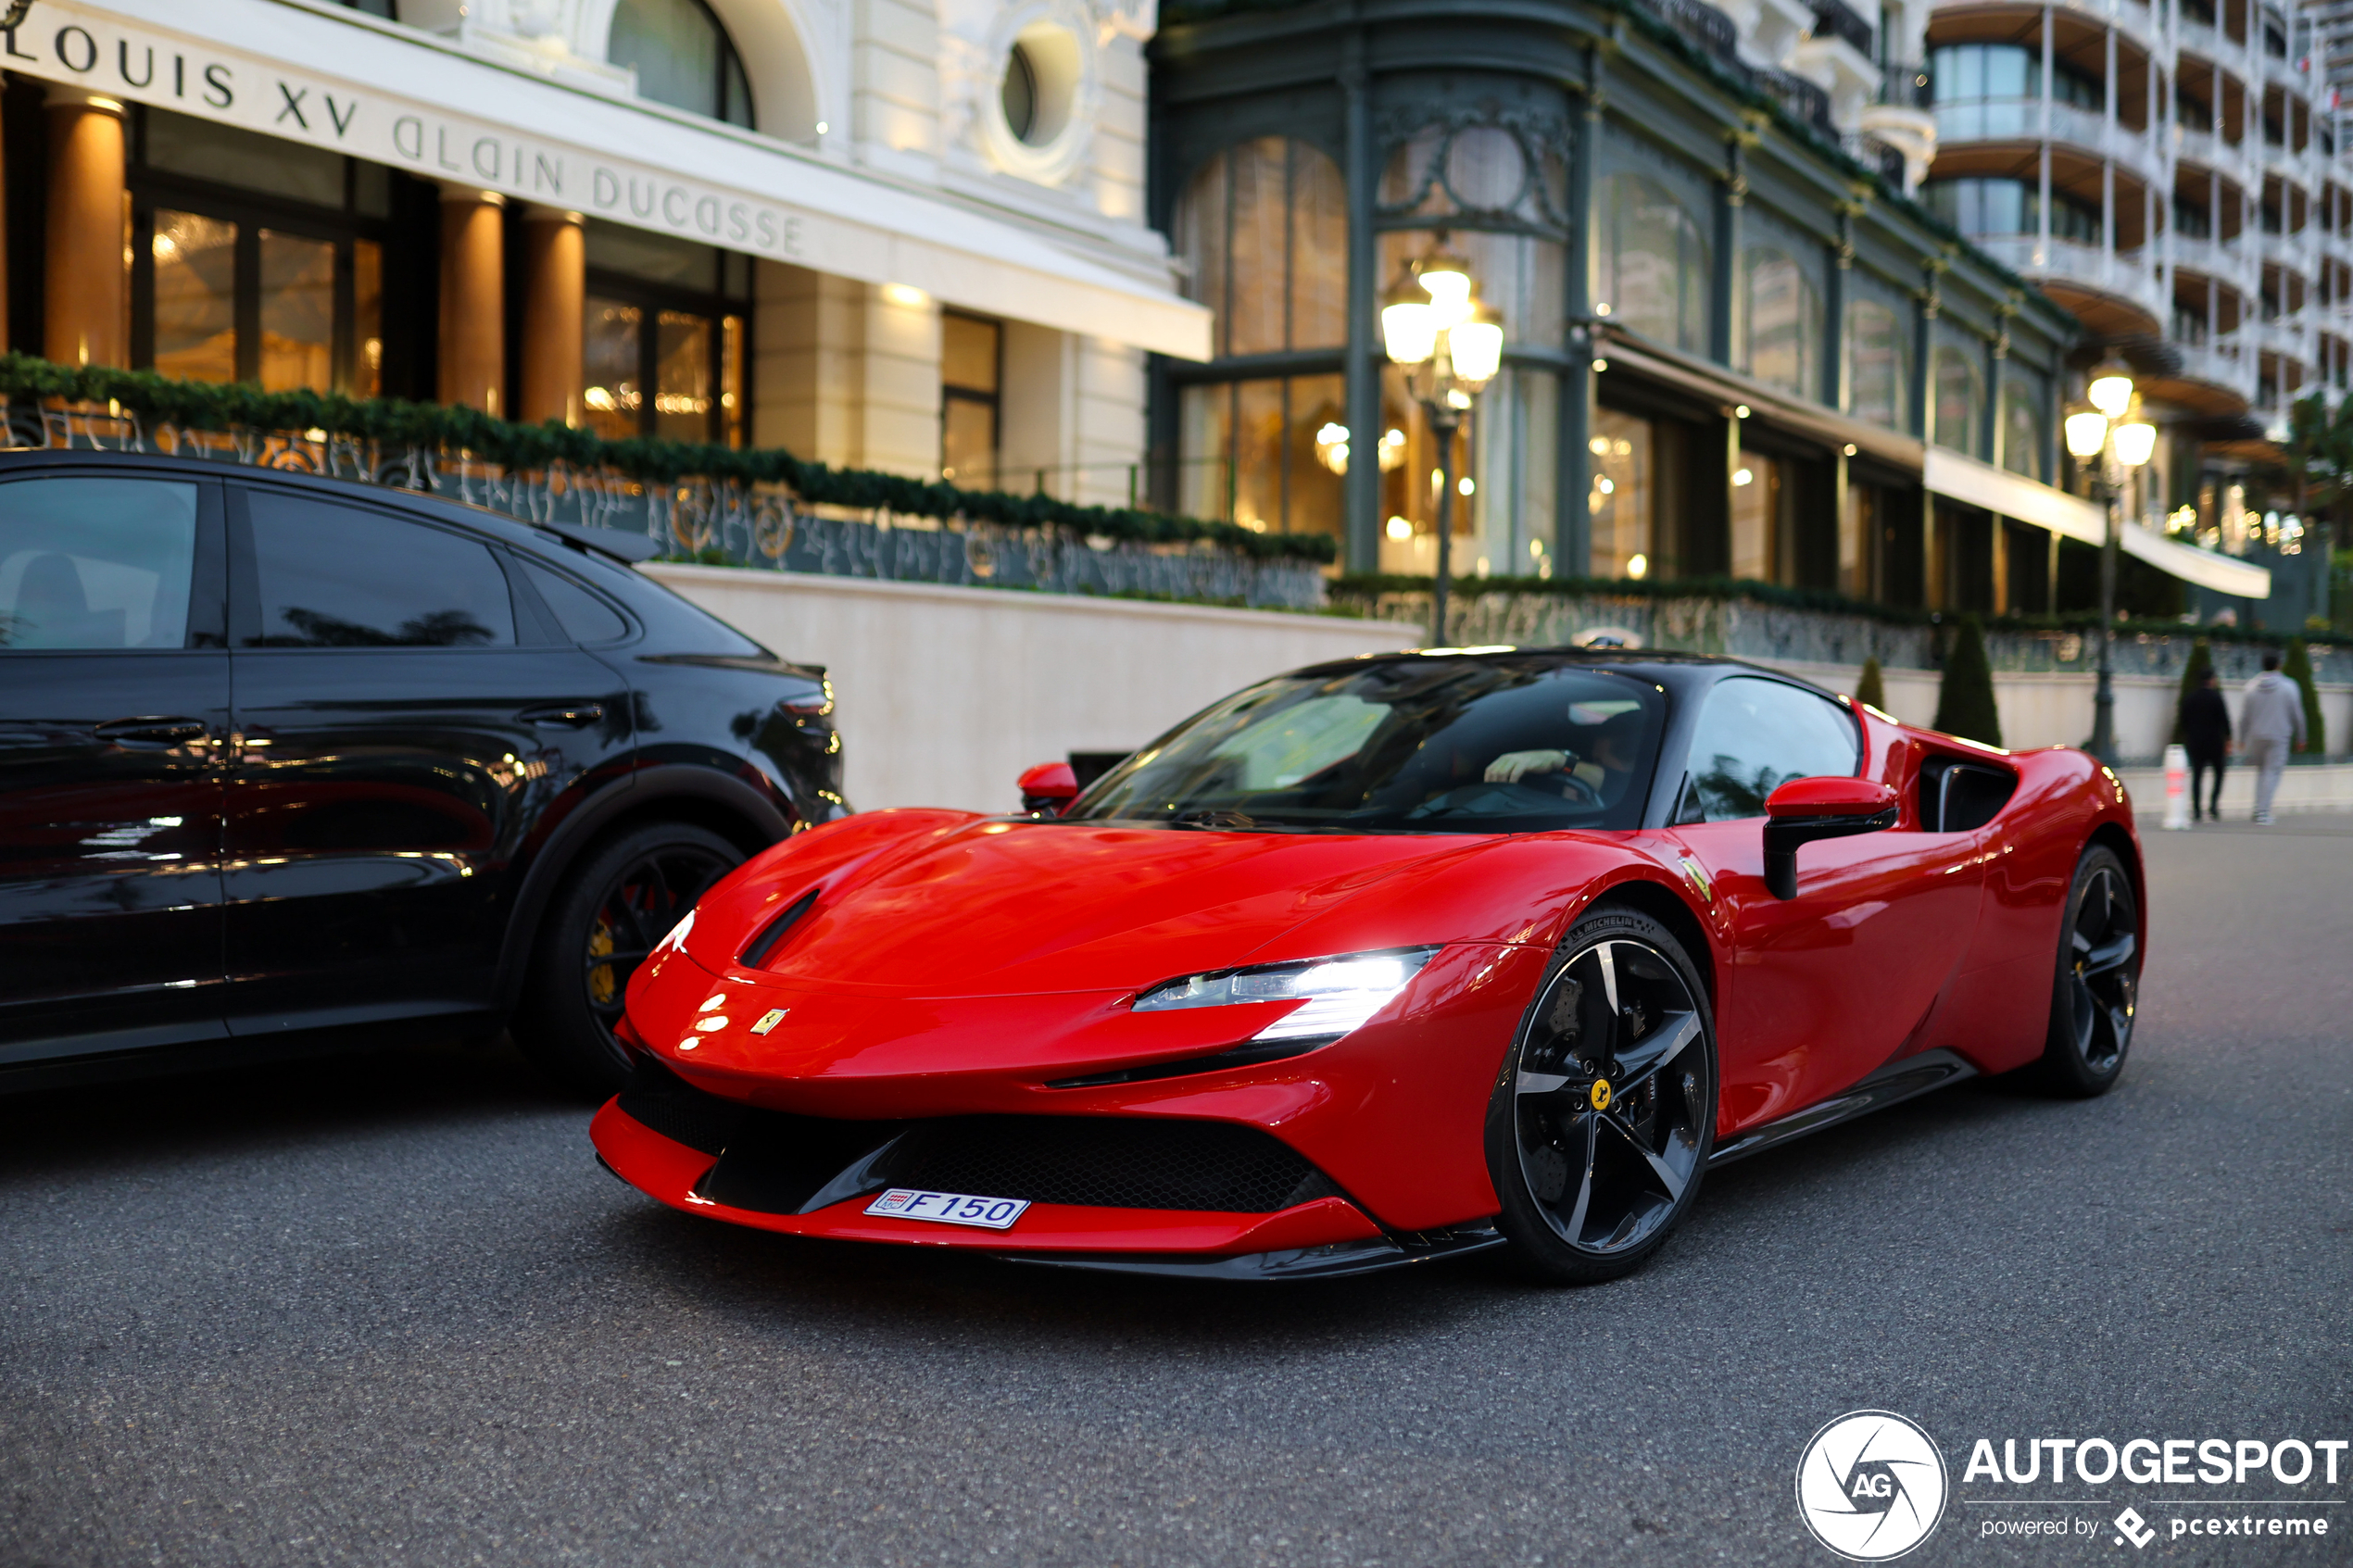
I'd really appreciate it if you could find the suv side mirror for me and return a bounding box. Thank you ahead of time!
[1018,760,1080,815]
[1762,777,1899,899]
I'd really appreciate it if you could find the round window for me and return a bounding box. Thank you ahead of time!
[1000,42,1039,144]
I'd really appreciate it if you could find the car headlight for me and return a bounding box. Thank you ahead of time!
[1131,947,1440,1042]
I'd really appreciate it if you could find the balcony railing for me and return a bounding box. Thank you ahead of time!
[1642,0,1743,68]
[1761,69,1837,132]
[1877,59,1931,107]
[1971,234,2164,318]
[1808,0,1873,56]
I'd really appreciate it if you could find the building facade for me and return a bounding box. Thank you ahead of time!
[1145,0,2138,614]
[1919,0,2344,621]
[0,0,1208,506]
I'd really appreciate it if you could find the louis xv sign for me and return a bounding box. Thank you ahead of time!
[6,5,824,262]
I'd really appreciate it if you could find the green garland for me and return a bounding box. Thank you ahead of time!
[0,353,1336,564]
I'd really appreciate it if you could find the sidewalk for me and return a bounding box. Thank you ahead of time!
[2115,760,2353,818]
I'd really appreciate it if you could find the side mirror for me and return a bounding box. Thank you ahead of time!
[1017,760,1080,816]
[1762,777,1899,899]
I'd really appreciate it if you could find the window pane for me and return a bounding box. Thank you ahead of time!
[259,230,335,393]
[720,313,745,448]
[654,310,713,440]
[943,315,1000,393]
[1471,368,1558,578]
[1177,383,1233,521]
[145,108,345,208]
[1288,143,1349,349]
[246,495,516,648]
[610,0,723,119]
[153,209,237,384]
[1933,345,1981,454]
[520,558,630,645]
[1684,676,1859,821]
[1846,300,1907,428]
[584,297,643,440]
[584,219,721,291]
[1226,138,1289,356]
[2002,384,2042,477]
[1742,248,1819,397]
[1730,451,1777,581]
[942,396,997,485]
[1285,373,1346,537]
[1232,377,1285,533]
[0,479,198,650]
[1591,408,1653,579]
[1601,173,1709,356]
[350,238,384,397]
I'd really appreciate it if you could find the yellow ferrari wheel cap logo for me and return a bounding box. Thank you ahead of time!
[1590,1079,1613,1110]
[749,1008,788,1035]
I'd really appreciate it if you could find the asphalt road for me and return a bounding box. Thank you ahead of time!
[5,818,2349,1568]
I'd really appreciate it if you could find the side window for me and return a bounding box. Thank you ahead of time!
[245,493,516,647]
[0,478,199,649]
[519,558,629,645]
[1680,677,1859,822]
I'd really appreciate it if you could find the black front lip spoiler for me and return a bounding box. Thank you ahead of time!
[1000,1223,1507,1283]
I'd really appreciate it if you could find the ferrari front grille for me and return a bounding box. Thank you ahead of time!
[614,1052,749,1155]
[879,1116,1333,1213]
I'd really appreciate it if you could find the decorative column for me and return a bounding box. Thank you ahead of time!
[1712,132,1747,367]
[519,207,585,427]
[44,86,126,369]
[1340,32,1380,575]
[438,187,506,415]
[1560,44,1603,579]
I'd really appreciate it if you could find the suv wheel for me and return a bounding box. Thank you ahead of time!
[513,822,744,1097]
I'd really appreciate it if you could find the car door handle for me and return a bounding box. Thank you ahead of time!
[519,702,604,729]
[94,716,212,746]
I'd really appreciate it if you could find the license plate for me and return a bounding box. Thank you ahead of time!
[863,1188,1030,1230]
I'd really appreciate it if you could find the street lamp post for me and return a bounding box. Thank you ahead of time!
[2063,362,2156,766]
[1380,245,1504,647]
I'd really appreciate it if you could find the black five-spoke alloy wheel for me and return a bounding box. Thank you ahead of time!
[513,822,745,1097]
[2034,843,2139,1097]
[1487,907,1718,1284]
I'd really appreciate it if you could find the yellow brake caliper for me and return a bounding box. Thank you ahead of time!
[587,919,616,1004]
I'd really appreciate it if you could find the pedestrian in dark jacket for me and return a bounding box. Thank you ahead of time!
[2180,668,2231,822]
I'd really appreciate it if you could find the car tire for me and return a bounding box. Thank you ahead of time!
[511,821,745,1098]
[2029,843,2140,1098]
[1483,906,1718,1286]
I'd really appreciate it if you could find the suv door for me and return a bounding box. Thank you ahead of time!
[222,484,635,1035]
[0,471,231,1062]
[1667,676,1984,1128]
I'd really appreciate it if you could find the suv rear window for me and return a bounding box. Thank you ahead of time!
[245,492,516,647]
[0,477,199,649]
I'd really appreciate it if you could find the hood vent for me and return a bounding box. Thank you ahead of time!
[739,886,819,968]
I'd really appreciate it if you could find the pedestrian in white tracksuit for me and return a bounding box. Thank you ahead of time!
[2240,652,2308,823]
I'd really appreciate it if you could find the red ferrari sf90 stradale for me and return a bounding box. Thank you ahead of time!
[591,650,2142,1283]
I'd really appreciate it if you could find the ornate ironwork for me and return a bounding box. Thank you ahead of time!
[3,400,1329,608]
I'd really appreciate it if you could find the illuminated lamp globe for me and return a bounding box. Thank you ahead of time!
[2113,420,2158,468]
[2064,410,2110,460]
[2086,365,2134,420]
[1416,250,1475,328]
[1447,310,1504,390]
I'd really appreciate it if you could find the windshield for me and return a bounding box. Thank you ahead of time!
[1068,658,1667,834]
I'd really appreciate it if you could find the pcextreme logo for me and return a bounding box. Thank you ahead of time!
[1796,1411,1951,1562]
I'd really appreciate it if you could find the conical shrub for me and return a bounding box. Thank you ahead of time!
[2284,636,2327,756]
[2171,638,2213,746]
[1931,616,2003,747]
[1856,656,1886,713]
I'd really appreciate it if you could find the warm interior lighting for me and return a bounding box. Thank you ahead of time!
[2086,367,2134,419]
[2064,409,2110,459]
[2113,420,2158,468]
[882,283,931,307]
[1313,421,1351,474]
[1378,428,1407,470]
[1627,552,1649,579]
[1732,467,1755,486]
[1386,516,1414,540]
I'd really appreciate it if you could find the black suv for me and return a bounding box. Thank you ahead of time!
[0,451,844,1095]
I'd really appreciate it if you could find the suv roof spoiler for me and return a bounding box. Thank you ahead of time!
[537,521,664,565]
